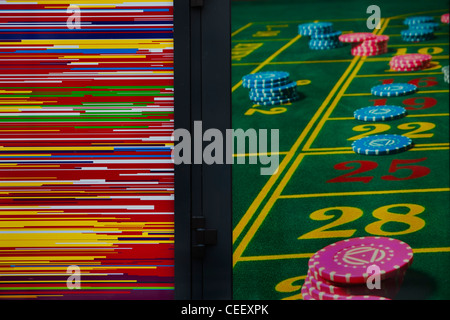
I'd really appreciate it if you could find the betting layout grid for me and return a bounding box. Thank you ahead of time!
[238,13,449,300]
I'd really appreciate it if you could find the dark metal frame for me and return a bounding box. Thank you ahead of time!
[174,0,232,299]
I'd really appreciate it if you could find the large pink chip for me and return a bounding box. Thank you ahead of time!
[303,278,391,300]
[310,237,414,285]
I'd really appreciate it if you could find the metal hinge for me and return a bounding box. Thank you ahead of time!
[192,216,217,258]
[190,0,203,7]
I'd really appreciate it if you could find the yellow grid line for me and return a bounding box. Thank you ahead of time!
[232,59,361,247]
[233,19,393,264]
[233,59,353,66]
[279,188,450,200]
[232,34,302,92]
[343,90,449,96]
[232,14,450,269]
[328,113,450,120]
[239,247,450,263]
[232,22,253,37]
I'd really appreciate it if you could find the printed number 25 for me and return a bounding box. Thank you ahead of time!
[327,158,430,183]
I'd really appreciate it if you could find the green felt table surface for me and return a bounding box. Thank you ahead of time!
[231,0,450,300]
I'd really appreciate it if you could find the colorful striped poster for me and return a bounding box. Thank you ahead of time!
[0,0,174,299]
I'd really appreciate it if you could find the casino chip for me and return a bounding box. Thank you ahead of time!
[241,71,299,106]
[308,38,343,50]
[252,93,300,106]
[352,134,413,155]
[301,282,315,300]
[298,22,333,36]
[401,17,436,42]
[250,80,298,93]
[310,237,414,285]
[403,16,435,25]
[298,22,345,50]
[371,83,418,97]
[242,71,289,84]
[307,268,402,298]
[408,22,440,31]
[243,78,290,89]
[303,278,391,300]
[354,105,407,122]
[310,30,342,40]
[389,54,432,71]
[441,13,449,24]
[304,237,413,300]
[338,32,376,43]
[401,28,435,42]
[342,34,389,56]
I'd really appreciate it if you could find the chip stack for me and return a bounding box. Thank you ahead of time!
[443,66,449,84]
[298,22,333,36]
[401,16,436,42]
[298,22,343,50]
[441,13,449,24]
[242,71,299,106]
[351,35,389,56]
[301,237,414,300]
[389,53,432,71]
[338,33,388,56]
[353,105,407,122]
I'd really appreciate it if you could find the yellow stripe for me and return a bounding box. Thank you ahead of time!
[232,23,253,37]
[343,90,449,96]
[355,72,445,77]
[238,247,450,262]
[302,59,365,151]
[232,57,360,246]
[279,188,450,199]
[232,34,302,92]
[328,113,450,120]
[303,143,449,152]
[233,59,353,67]
[390,9,448,20]
[388,43,449,47]
[270,59,353,64]
[233,151,288,157]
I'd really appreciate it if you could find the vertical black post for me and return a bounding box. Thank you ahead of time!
[174,0,232,300]
[200,0,232,299]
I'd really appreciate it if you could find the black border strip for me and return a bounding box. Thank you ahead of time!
[174,0,232,300]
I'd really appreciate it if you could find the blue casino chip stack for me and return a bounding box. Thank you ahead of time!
[242,71,300,106]
[298,22,343,50]
[370,83,418,97]
[401,16,437,42]
[352,134,414,155]
[353,105,407,122]
[350,82,420,156]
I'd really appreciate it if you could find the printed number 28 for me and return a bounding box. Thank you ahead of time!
[299,203,426,239]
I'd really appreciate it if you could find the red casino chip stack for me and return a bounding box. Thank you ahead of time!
[441,13,449,24]
[338,33,389,56]
[389,53,432,71]
[301,237,413,300]
[351,35,389,56]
